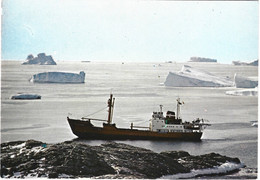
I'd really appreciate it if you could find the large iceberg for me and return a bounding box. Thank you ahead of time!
[189,57,217,63]
[226,87,258,96]
[232,59,258,66]
[164,65,233,87]
[234,74,258,88]
[30,71,85,83]
[22,53,57,65]
[11,93,41,100]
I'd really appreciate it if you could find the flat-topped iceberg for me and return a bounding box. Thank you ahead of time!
[11,93,41,100]
[234,74,258,88]
[164,65,233,87]
[30,71,85,83]
[226,87,258,96]
[232,59,258,66]
[22,53,57,65]
[189,57,217,63]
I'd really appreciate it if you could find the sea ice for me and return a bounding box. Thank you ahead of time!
[226,87,258,96]
[11,94,41,100]
[30,71,85,83]
[22,53,57,65]
[164,65,233,87]
[234,74,258,88]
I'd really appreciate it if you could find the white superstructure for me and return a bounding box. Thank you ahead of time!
[149,99,209,133]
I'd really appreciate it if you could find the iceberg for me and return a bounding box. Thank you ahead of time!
[164,65,233,87]
[30,71,85,83]
[11,94,41,100]
[189,57,217,63]
[234,74,258,88]
[22,53,57,65]
[232,59,258,66]
[226,87,258,96]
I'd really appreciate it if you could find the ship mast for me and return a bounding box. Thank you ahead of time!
[107,94,115,124]
[176,98,182,119]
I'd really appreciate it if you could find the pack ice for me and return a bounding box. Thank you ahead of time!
[30,71,85,83]
[22,53,57,65]
[234,74,258,88]
[164,65,233,87]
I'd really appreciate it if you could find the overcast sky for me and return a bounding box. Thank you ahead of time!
[1,0,258,63]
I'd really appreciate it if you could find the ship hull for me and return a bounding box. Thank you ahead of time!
[67,118,202,141]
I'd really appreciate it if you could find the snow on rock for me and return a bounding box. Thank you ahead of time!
[234,74,258,88]
[30,71,85,83]
[189,57,217,63]
[164,65,233,87]
[11,93,41,100]
[22,53,57,65]
[232,59,258,66]
[226,87,258,96]
[161,162,245,179]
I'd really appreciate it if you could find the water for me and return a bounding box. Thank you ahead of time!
[1,61,258,178]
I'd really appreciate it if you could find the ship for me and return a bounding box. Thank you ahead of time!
[67,94,210,141]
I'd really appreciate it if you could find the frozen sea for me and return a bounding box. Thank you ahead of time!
[1,61,258,178]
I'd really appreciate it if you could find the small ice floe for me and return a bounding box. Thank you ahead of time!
[164,65,233,87]
[11,93,41,100]
[30,71,85,83]
[226,87,258,96]
[160,162,245,179]
[250,121,258,127]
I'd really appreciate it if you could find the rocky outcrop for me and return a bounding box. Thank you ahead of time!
[22,53,57,65]
[189,57,217,63]
[1,140,243,179]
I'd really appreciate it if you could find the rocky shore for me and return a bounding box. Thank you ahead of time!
[1,140,243,179]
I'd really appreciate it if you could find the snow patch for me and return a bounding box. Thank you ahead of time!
[11,142,26,149]
[160,162,245,179]
[164,65,233,87]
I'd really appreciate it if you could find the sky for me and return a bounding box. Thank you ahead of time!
[1,0,259,63]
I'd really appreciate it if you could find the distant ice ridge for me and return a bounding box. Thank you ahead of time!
[234,74,258,88]
[30,71,85,83]
[22,53,57,65]
[11,93,41,100]
[232,59,258,66]
[189,57,217,63]
[164,65,233,87]
[226,87,258,96]
[160,162,245,179]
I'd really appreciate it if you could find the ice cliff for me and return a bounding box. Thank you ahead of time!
[232,59,258,66]
[234,74,258,88]
[22,53,57,65]
[189,57,217,63]
[164,65,233,87]
[30,71,85,83]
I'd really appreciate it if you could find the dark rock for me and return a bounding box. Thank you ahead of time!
[1,140,243,179]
